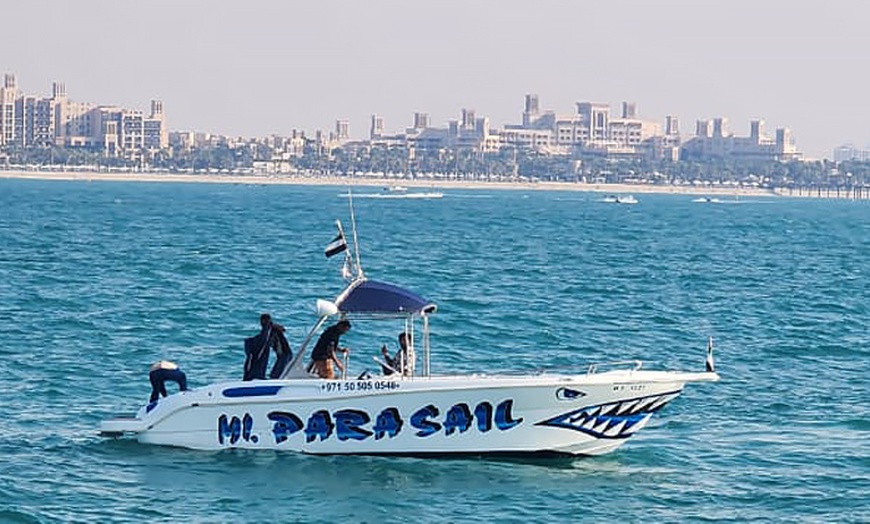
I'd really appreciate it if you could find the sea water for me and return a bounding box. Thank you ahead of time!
[0,179,867,523]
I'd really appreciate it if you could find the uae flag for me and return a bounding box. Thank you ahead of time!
[325,230,348,258]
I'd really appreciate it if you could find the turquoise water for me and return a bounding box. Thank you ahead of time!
[0,179,868,523]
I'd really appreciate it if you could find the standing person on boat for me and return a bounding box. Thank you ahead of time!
[268,321,292,379]
[149,360,188,403]
[309,319,351,379]
[380,332,411,376]
[244,313,292,380]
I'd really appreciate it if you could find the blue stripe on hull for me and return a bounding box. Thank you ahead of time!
[222,386,282,398]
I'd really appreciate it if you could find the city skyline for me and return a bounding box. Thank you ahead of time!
[1,1,868,159]
[0,71,800,166]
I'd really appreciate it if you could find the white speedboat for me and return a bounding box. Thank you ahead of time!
[100,215,718,456]
[602,194,638,205]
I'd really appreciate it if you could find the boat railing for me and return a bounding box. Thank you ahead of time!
[586,359,643,375]
[372,356,397,376]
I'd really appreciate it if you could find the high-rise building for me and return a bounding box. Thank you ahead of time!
[14,96,37,146]
[35,98,56,146]
[121,110,144,153]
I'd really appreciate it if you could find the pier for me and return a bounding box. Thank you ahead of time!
[776,185,870,200]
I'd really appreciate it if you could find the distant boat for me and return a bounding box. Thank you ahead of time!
[602,195,638,205]
[385,185,408,192]
[692,196,746,204]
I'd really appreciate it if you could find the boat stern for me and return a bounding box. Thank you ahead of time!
[99,416,147,437]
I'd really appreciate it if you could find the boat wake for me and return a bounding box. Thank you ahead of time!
[692,197,774,204]
[340,192,444,199]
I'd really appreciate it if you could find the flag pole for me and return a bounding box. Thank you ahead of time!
[705,337,715,373]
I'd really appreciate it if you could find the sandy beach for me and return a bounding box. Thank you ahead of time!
[0,169,787,197]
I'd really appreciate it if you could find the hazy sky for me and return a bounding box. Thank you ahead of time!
[2,0,867,158]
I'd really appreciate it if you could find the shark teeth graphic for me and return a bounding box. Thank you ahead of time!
[592,418,611,434]
[535,390,683,439]
[599,403,618,416]
[632,396,660,413]
[604,420,627,437]
[617,399,640,416]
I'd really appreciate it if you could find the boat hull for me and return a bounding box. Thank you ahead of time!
[100,370,717,455]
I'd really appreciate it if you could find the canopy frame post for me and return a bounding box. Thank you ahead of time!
[422,313,430,378]
[280,315,329,379]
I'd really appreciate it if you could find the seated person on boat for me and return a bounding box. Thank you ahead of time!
[381,332,412,376]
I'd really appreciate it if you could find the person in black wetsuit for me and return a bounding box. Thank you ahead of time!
[309,319,351,379]
[268,320,292,379]
[244,313,292,380]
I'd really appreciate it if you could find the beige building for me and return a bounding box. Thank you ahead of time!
[335,120,350,142]
[683,118,800,161]
[0,74,19,146]
[506,95,666,157]
[402,109,501,154]
[144,100,168,150]
[0,73,167,159]
[499,126,554,150]
[501,94,558,151]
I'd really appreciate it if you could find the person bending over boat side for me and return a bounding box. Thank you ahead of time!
[309,319,351,379]
[380,332,410,376]
[244,313,292,380]
[149,360,188,403]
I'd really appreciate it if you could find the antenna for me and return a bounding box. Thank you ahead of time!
[346,179,364,279]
